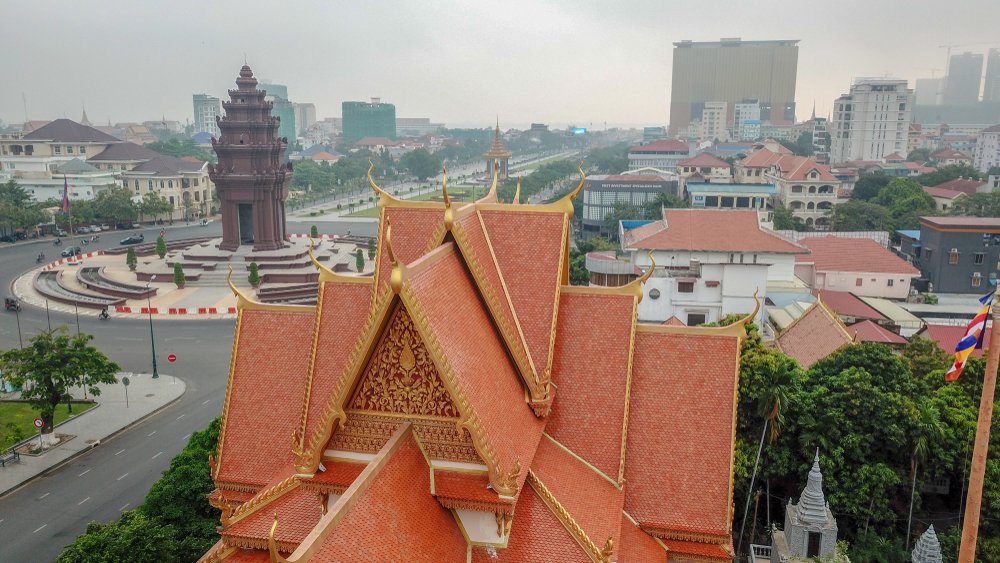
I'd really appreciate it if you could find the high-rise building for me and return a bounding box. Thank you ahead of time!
[944,52,984,105]
[293,103,317,135]
[984,48,1000,103]
[829,78,914,163]
[915,77,943,106]
[342,98,396,142]
[698,101,728,140]
[192,94,222,137]
[733,99,762,141]
[669,38,799,135]
[812,117,830,164]
[259,82,296,142]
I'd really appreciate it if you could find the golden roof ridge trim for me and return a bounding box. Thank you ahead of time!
[196,542,236,563]
[527,469,611,562]
[227,266,316,313]
[284,423,416,562]
[213,308,244,480]
[296,279,328,457]
[619,294,639,485]
[475,161,586,215]
[296,285,396,473]
[368,160,443,210]
[222,474,300,527]
[399,282,520,497]
[307,238,372,285]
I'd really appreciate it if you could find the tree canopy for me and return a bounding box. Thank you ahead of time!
[851,173,892,201]
[830,200,894,231]
[916,163,983,186]
[399,148,442,181]
[146,139,215,163]
[93,185,138,223]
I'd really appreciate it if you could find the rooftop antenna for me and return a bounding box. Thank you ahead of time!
[22,92,28,122]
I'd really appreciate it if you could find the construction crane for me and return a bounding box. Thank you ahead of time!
[938,42,1000,72]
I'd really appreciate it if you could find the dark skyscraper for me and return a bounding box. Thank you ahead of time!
[342,98,396,142]
[668,38,799,136]
[944,52,984,105]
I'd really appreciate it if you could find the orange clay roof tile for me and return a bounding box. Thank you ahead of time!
[302,461,365,490]
[471,484,592,563]
[660,538,734,559]
[624,331,740,539]
[796,236,919,275]
[432,470,498,505]
[618,513,667,563]
[623,209,806,254]
[531,435,625,554]
[221,487,323,548]
[302,282,372,447]
[375,207,446,294]
[403,244,546,495]
[311,435,468,562]
[216,309,314,488]
[479,209,567,380]
[775,303,854,369]
[548,291,634,479]
[220,549,272,562]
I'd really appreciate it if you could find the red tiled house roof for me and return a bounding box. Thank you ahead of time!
[775,302,855,368]
[796,236,920,276]
[918,323,992,358]
[814,290,887,321]
[678,153,731,168]
[202,166,748,562]
[630,139,689,153]
[623,208,807,254]
[848,320,908,345]
[930,178,986,194]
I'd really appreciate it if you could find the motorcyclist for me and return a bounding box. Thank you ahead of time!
[99,308,110,320]
[37,252,45,263]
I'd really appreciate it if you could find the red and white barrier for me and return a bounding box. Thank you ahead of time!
[289,233,337,240]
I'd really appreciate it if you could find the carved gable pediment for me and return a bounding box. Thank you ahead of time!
[347,303,458,418]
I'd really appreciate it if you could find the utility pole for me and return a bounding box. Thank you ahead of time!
[958,286,1000,561]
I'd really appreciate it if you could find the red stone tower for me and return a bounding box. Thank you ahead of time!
[210,65,291,251]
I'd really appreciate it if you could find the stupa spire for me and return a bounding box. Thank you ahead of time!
[911,525,943,563]
[797,449,828,525]
[80,103,91,126]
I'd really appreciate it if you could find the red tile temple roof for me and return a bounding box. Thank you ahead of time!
[624,208,807,254]
[775,302,855,368]
[204,166,746,561]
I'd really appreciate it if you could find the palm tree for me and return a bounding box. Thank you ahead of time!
[906,399,945,550]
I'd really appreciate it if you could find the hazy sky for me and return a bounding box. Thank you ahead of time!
[2,0,998,129]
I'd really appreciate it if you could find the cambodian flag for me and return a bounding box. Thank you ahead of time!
[946,292,994,381]
[61,175,69,215]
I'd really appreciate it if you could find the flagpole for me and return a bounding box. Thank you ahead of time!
[958,285,1000,562]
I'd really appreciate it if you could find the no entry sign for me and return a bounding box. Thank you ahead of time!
[33,418,43,429]
[167,354,177,363]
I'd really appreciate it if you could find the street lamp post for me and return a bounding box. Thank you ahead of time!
[146,276,159,379]
[14,304,23,348]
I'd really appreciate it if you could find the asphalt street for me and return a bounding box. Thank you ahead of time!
[0,219,362,561]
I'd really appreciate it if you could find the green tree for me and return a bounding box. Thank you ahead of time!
[773,205,809,231]
[0,330,119,441]
[851,173,892,201]
[56,511,182,563]
[248,262,261,286]
[917,163,983,186]
[902,336,950,379]
[949,191,1000,217]
[907,148,932,162]
[873,177,937,230]
[586,143,630,173]
[155,235,167,259]
[126,246,137,271]
[355,248,365,272]
[367,237,376,259]
[568,237,616,286]
[140,192,172,223]
[310,224,319,238]
[0,178,32,207]
[400,148,442,181]
[173,263,185,287]
[93,185,137,223]
[291,160,338,192]
[830,200,893,231]
[146,138,214,162]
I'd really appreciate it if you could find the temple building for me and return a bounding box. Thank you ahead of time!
[483,123,512,179]
[210,65,292,251]
[911,525,942,563]
[199,164,753,562]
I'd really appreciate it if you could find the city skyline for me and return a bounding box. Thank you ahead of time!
[2,0,999,129]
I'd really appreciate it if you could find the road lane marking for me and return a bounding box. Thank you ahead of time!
[152,451,162,459]
[176,414,185,420]
[202,399,211,405]
[115,448,126,455]
[119,503,130,511]
[182,434,190,441]
[78,497,90,505]
[39,493,50,499]
[33,524,47,533]
[148,431,157,437]
[78,469,91,477]
[117,473,129,481]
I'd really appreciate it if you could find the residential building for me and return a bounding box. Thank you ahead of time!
[793,236,920,299]
[829,78,914,163]
[924,186,966,211]
[580,172,678,235]
[293,103,317,136]
[18,158,117,202]
[927,177,988,194]
[915,77,944,106]
[733,99,762,141]
[736,147,844,228]
[687,183,775,216]
[930,147,972,166]
[669,38,799,135]
[944,52,984,105]
[192,94,222,137]
[269,97,296,143]
[698,101,728,141]
[916,323,992,359]
[985,49,1000,103]
[119,123,157,145]
[599,208,807,325]
[642,126,666,142]
[914,216,1000,293]
[676,152,732,188]
[396,117,444,137]
[627,139,690,170]
[811,117,830,164]
[974,124,1000,173]
[342,98,396,142]
[199,181,745,562]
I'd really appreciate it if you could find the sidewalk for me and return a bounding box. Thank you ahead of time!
[0,373,186,497]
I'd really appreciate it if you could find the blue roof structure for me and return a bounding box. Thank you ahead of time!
[621,220,654,231]
[897,230,921,241]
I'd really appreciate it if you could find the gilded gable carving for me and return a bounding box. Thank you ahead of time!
[348,305,459,418]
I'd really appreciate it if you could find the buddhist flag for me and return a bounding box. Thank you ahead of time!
[61,175,69,215]
[946,292,994,381]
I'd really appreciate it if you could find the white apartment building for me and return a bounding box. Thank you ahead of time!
[627,139,691,170]
[974,125,1000,174]
[193,94,222,137]
[829,78,914,164]
[699,101,728,141]
[733,100,761,141]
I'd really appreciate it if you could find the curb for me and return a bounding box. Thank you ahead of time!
[0,378,188,499]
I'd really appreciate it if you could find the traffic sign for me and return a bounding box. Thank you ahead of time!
[33,418,43,429]
[167,354,176,363]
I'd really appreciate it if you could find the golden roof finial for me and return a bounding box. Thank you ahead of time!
[513,176,521,205]
[441,163,450,208]
[476,160,500,203]
[600,536,615,561]
[267,513,287,563]
[630,251,656,303]
[367,160,396,205]
[385,223,404,294]
[227,265,253,310]
[732,289,762,334]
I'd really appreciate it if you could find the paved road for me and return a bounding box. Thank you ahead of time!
[0,219,349,561]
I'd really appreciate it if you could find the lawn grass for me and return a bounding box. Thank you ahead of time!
[0,400,97,449]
